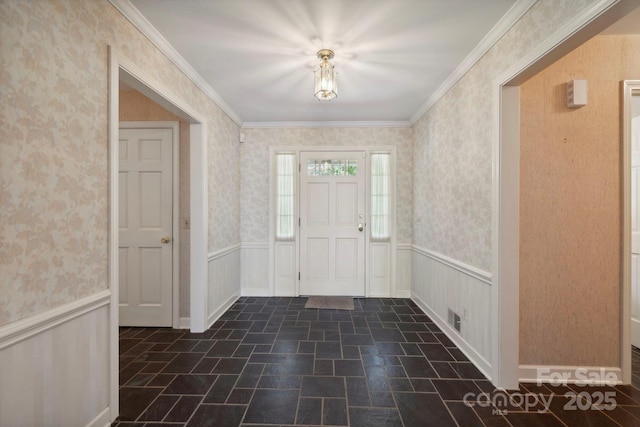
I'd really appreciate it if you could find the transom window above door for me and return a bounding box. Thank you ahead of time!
[307,159,358,176]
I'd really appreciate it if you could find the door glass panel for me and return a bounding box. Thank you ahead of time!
[307,159,357,176]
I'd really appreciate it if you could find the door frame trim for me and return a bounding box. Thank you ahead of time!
[622,80,640,384]
[269,145,397,298]
[493,0,639,389]
[119,121,180,328]
[108,46,208,421]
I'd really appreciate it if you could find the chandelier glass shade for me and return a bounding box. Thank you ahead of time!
[314,49,337,101]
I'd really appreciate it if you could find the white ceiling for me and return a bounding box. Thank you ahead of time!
[120,0,528,124]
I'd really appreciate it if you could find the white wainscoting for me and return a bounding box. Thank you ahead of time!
[243,242,413,298]
[395,243,412,298]
[241,242,270,296]
[207,244,241,327]
[274,241,297,296]
[411,245,492,379]
[0,291,111,427]
[369,243,390,297]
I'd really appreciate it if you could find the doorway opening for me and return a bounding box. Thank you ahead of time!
[625,81,640,387]
[299,151,367,297]
[108,46,208,420]
[269,146,397,298]
[494,1,640,390]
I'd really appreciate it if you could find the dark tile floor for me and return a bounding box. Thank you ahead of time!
[113,298,640,426]
[632,346,640,390]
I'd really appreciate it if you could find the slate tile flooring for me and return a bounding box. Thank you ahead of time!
[113,298,640,426]
[633,346,640,390]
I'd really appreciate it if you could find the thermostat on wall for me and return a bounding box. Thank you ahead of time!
[567,79,587,108]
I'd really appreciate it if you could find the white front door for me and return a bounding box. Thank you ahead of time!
[299,151,366,296]
[632,115,640,347]
[119,127,173,327]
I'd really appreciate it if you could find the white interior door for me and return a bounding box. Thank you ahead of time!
[119,127,173,327]
[632,115,640,347]
[299,151,366,296]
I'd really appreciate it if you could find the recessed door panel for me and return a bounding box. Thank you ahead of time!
[336,183,358,226]
[119,172,128,229]
[139,172,163,229]
[140,247,163,304]
[119,248,129,304]
[119,139,129,160]
[307,238,329,279]
[335,238,357,280]
[139,138,163,161]
[307,183,330,226]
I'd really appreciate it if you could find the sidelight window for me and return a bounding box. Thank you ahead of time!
[371,153,390,241]
[276,153,295,240]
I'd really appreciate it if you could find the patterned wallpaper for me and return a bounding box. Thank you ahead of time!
[0,0,604,325]
[0,0,239,325]
[208,109,241,253]
[240,127,413,244]
[412,0,599,272]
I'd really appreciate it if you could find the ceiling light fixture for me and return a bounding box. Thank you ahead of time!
[314,49,337,101]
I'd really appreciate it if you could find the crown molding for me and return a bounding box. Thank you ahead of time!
[241,120,412,129]
[109,0,243,126]
[111,0,537,128]
[409,0,537,125]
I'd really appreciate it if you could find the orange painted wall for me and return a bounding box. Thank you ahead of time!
[520,35,640,366]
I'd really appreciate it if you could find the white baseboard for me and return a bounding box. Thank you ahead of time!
[177,317,190,329]
[242,288,271,297]
[86,407,111,427]
[240,291,412,298]
[411,292,492,380]
[519,365,622,386]
[394,290,411,298]
[207,292,240,329]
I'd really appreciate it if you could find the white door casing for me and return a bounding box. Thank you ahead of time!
[299,151,366,296]
[632,115,640,348]
[119,127,174,326]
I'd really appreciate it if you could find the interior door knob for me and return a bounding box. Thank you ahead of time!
[358,224,364,232]
[161,236,171,244]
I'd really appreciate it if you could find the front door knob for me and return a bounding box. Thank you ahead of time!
[161,236,171,244]
[358,223,364,232]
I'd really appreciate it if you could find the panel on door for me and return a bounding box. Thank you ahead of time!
[631,115,640,347]
[299,152,365,296]
[119,127,173,327]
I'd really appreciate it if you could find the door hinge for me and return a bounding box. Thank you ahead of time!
[299,163,301,172]
[299,217,301,226]
[298,272,301,280]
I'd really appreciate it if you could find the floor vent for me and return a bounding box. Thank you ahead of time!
[447,308,461,333]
